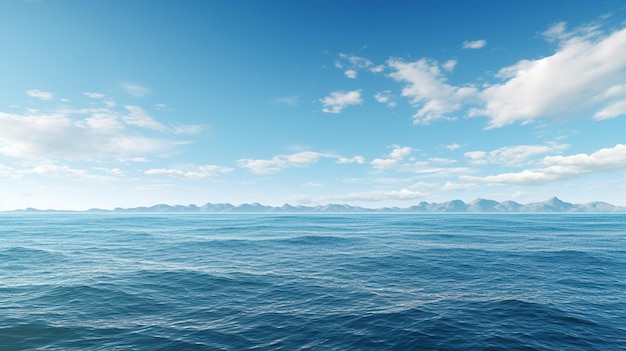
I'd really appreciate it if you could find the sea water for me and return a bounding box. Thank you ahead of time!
[1,213,625,350]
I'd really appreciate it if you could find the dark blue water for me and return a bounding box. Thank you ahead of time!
[1,213,625,350]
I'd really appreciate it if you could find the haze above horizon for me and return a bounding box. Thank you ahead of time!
[2,0,626,210]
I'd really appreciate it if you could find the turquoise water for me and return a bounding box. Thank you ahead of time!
[1,213,625,350]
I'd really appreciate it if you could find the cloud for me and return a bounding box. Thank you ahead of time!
[344,70,357,79]
[442,59,458,71]
[0,163,119,182]
[387,58,478,124]
[462,39,487,49]
[121,83,151,97]
[145,165,233,179]
[471,25,626,128]
[374,90,397,107]
[0,97,196,161]
[123,105,167,131]
[84,92,106,99]
[320,90,363,113]
[335,53,384,74]
[371,145,413,170]
[238,151,337,174]
[442,181,477,191]
[322,188,426,202]
[26,89,54,100]
[445,143,461,151]
[464,144,626,185]
[271,95,300,106]
[464,143,568,166]
[337,156,365,164]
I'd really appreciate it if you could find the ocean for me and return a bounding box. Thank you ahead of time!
[1,213,625,350]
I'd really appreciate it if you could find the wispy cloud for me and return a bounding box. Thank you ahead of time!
[464,143,569,166]
[335,53,384,77]
[26,89,54,100]
[321,188,426,202]
[462,39,487,49]
[238,151,337,174]
[123,105,167,131]
[121,83,151,97]
[320,90,363,113]
[145,165,234,179]
[84,92,106,99]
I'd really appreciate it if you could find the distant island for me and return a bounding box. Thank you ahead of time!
[12,197,626,213]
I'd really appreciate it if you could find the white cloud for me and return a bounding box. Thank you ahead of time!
[464,144,626,185]
[442,181,477,191]
[464,144,568,166]
[344,70,357,79]
[445,143,461,151]
[387,58,478,124]
[1,163,119,182]
[371,158,399,170]
[0,99,190,161]
[238,151,337,174]
[145,165,233,179]
[374,90,396,107]
[322,188,426,202]
[371,145,413,170]
[320,90,363,113]
[442,59,457,71]
[593,99,626,120]
[26,89,54,100]
[334,53,384,83]
[123,105,166,131]
[337,156,365,164]
[471,25,626,128]
[428,157,457,165]
[389,146,412,159]
[121,83,151,97]
[462,39,487,49]
[84,92,106,99]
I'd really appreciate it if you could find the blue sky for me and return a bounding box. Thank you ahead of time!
[1,0,626,210]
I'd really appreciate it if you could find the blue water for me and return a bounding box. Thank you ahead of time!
[1,213,625,350]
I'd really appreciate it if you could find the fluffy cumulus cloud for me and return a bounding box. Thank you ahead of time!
[145,165,233,179]
[387,58,477,124]
[371,145,413,170]
[238,151,338,174]
[320,90,363,113]
[462,39,487,49]
[0,93,202,162]
[464,144,626,185]
[344,70,357,79]
[471,24,626,128]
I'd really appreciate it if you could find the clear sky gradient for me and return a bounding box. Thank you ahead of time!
[2,0,626,210]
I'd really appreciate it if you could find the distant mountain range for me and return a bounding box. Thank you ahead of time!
[13,197,626,213]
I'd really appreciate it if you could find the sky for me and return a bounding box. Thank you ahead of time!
[1,0,626,210]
